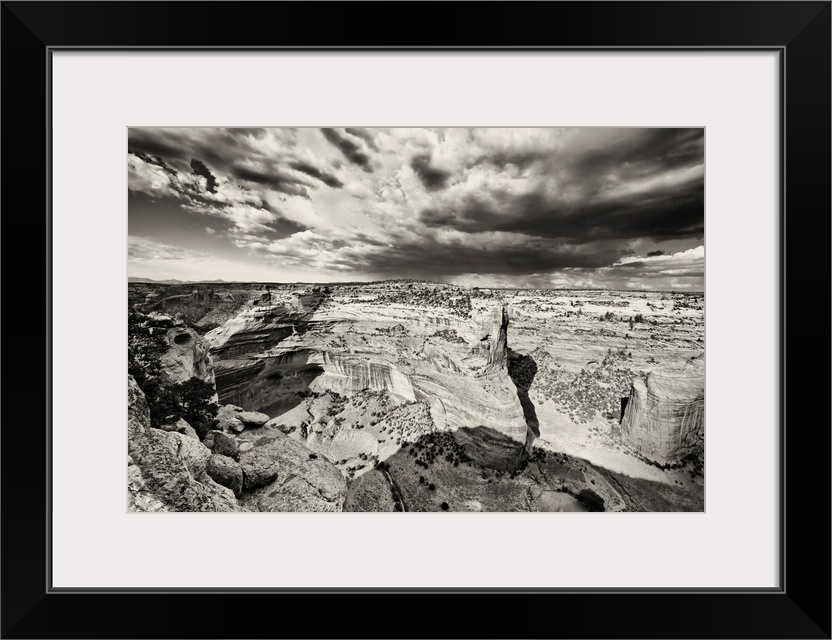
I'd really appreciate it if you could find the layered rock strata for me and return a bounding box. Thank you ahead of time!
[620,358,704,465]
[205,300,528,451]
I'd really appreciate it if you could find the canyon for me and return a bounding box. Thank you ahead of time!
[128,280,705,512]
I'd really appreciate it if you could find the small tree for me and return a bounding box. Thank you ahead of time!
[149,376,218,437]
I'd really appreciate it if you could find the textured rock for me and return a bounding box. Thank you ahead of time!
[238,411,269,427]
[205,297,527,450]
[159,417,199,440]
[172,430,211,476]
[206,454,244,496]
[621,358,704,465]
[127,376,240,512]
[238,430,347,511]
[216,405,245,433]
[239,449,279,490]
[159,324,216,393]
[212,431,239,460]
[128,375,152,462]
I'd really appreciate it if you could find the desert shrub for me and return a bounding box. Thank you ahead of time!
[428,483,436,491]
[440,502,449,511]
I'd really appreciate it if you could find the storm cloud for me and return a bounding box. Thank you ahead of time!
[410,154,451,191]
[289,161,344,188]
[320,128,373,171]
[128,127,704,290]
[190,159,218,193]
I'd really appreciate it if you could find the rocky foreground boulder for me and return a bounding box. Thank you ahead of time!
[128,375,345,512]
[620,357,704,465]
[128,376,239,512]
[237,431,347,512]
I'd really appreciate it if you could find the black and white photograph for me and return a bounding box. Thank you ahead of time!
[127,127,705,513]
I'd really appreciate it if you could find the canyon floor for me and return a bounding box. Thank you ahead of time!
[128,281,704,512]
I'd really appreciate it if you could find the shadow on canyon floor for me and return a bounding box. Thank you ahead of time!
[346,425,536,512]
[345,422,703,513]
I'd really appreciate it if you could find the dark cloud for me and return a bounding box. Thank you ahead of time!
[470,151,545,171]
[222,127,271,139]
[129,128,297,179]
[472,129,703,197]
[320,128,372,171]
[344,128,379,151]
[288,161,344,188]
[130,127,704,289]
[410,154,451,191]
[421,174,704,243]
[190,159,218,193]
[366,238,626,279]
[257,225,630,280]
[129,130,190,166]
[129,150,177,175]
[570,128,703,184]
[232,165,310,198]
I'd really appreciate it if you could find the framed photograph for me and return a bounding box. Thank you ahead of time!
[3,2,829,638]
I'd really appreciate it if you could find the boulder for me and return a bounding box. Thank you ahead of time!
[127,376,240,512]
[239,449,279,490]
[217,405,245,433]
[170,430,211,476]
[212,431,239,460]
[237,411,269,428]
[159,417,199,440]
[238,431,346,511]
[206,454,244,496]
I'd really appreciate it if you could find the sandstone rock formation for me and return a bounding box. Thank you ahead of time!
[238,411,269,428]
[129,375,347,512]
[203,295,528,456]
[206,454,244,496]
[159,417,199,440]
[127,376,240,512]
[211,430,240,460]
[159,324,216,391]
[237,430,347,512]
[620,357,704,465]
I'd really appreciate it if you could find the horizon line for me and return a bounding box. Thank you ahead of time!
[127,276,704,294]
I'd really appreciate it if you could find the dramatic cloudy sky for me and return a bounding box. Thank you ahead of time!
[128,127,704,290]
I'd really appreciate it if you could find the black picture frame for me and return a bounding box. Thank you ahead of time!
[2,2,829,638]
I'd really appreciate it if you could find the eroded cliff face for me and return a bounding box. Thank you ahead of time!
[620,357,704,465]
[203,295,528,454]
[160,325,216,389]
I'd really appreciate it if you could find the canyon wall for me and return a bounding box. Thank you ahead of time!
[204,297,528,451]
[620,358,704,465]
